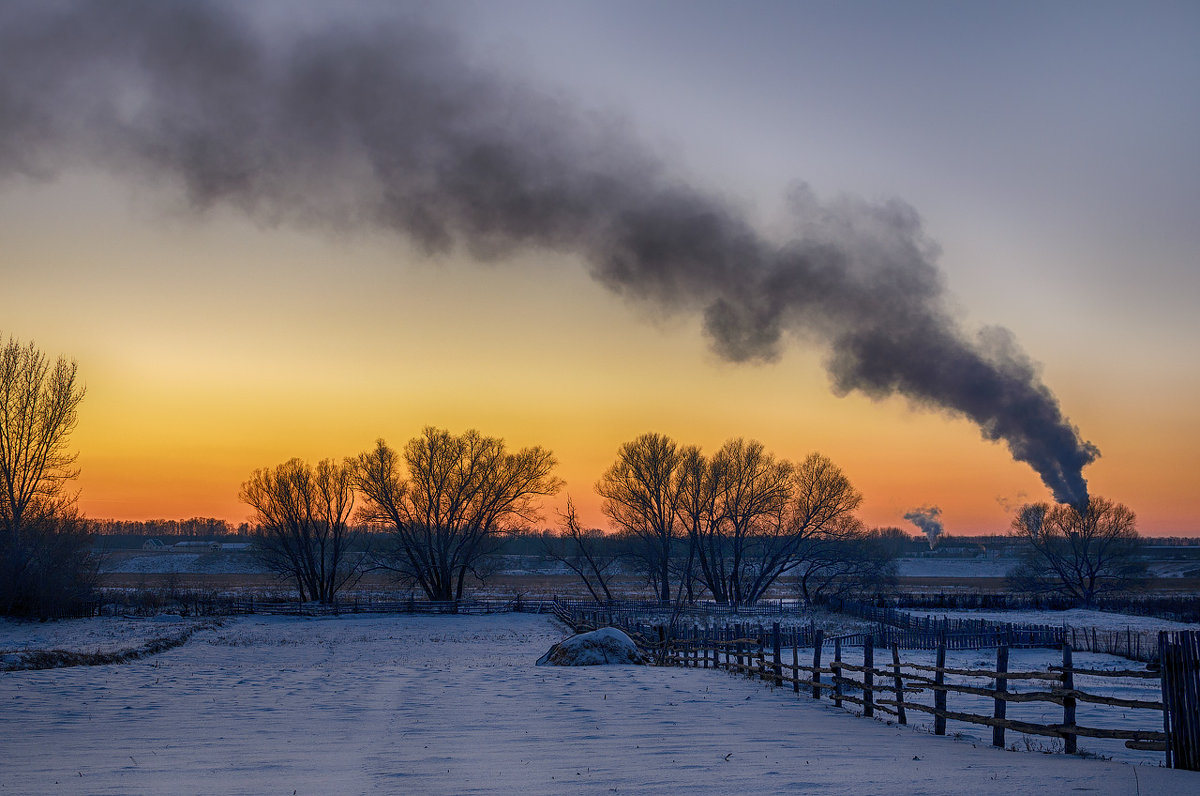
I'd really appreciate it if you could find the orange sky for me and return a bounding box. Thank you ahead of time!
[2,4,1198,537]
[4,175,1188,536]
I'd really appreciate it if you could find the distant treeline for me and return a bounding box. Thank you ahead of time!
[91,517,250,537]
[88,518,1200,548]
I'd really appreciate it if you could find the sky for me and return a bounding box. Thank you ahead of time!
[1,0,1198,535]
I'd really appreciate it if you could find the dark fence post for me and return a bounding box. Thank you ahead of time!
[891,643,907,725]
[812,630,824,699]
[934,641,947,736]
[772,622,783,687]
[863,640,874,718]
[1062,643,1077,754]
[833,637,843,708]
[792,630,800,694]
[993,645,1009,748]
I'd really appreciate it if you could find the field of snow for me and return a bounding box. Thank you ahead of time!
[3,614,1198,794]
[0,615,207,656]
[98,552,267,575]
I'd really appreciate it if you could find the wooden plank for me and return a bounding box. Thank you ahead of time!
[772,622,783,687]
[905,661,1062,681]
[863,642,874,718]
[792,630,800,694]
[1048,665,1160,679]
[891,643,907,725]
[898,702,1167,742]
[812,630,824,700]
[934,643,947,736]
[834,637,843,709]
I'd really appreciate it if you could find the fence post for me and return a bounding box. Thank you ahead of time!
[1159,631,1174,769]
[891,643,907,725]
[772,622,783,687]
[993,645,1009,748]
[812,630,824,699]
[833,637,843,708]
[792,630,800,694]
[737,624,746,674]
[1062,643,1077,754]
[934,641,947,736]
[863,640,874,718]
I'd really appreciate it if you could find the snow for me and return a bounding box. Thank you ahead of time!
[2,613,1198,795]
[536,627,642,666]
[0,615,204,656]
[98,552,267,575]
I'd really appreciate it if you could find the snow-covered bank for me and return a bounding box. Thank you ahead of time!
[0,615,207,656]
[2,614,1197,795]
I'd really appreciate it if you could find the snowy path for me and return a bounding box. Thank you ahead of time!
[2,614,1197,795]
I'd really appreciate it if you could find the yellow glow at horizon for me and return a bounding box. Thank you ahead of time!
[3,175,1198,536]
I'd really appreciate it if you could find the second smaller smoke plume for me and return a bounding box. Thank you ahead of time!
[905,506,944,549]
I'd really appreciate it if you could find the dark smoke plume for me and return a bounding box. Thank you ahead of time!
[0,1,1099,504]
[904,506,944,549]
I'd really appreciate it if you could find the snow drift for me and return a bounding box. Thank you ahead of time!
[536,627,643,666]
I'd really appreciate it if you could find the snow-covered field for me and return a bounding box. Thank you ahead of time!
[0,615,208,656]
[3,614,1198,795]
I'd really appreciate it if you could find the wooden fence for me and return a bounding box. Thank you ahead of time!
[567,612,1198,770]
[832,598,1161,662]
[1160,631,1200,769]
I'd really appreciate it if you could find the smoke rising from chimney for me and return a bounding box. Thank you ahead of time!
[0,2,1099,504]
[904,506,944,549]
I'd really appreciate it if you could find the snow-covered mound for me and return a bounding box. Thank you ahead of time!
[536,627,643,666]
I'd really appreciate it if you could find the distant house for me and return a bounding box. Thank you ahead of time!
[142,538,167,550]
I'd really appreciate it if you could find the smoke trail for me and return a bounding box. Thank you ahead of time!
[904,506,944,549]
[0,1,1099,504]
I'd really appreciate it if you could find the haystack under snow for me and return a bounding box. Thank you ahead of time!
[536,627,643,666]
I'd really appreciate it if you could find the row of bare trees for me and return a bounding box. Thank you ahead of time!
[589,432,882,605]
[240,428,562,602]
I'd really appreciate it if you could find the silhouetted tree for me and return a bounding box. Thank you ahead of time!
[675,440,862,605]
[353,428,562,601]
[1006,497,1147,605]
[0,336,94,617]
[595,433,683,602]
[795,520,900,603]
[539,497,621,603]
[239,457,366,603]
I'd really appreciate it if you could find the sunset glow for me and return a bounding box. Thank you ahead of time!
[2,2,1198,536]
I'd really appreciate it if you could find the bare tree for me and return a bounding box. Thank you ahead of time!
[0,336,93,616]
[1007,497,1146,605]
[539,497,621,603]
[675,440,862,605]
[239,457,366,603]
[595,432,683,602]
[353,428,562,601]
[794,520,899,603]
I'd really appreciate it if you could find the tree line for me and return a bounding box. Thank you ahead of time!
[0,334,1149,615]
